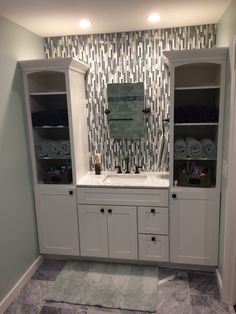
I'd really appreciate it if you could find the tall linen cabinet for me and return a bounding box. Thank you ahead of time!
[20,58,89,255]
[164,48,228,266]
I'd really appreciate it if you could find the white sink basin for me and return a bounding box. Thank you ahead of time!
[103,174,147,185]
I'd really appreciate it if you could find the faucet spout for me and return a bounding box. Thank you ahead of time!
[124,155,130,174]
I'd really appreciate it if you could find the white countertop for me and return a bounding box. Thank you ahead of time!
[77,171,169,188]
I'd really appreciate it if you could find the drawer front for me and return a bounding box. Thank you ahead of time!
[77,187,169,207]
[138,207,168,235]
[139,234,169,262]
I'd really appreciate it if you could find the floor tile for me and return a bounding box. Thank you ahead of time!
[191,294,231,314]
[4,300,42,314]
[157,271,191,314]
[32,260,66,281]
[17,279,51,307]
[188,271,219,297]
[40,301,88,314]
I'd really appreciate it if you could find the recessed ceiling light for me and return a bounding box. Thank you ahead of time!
[148,13,160,23]
[79,19,91,28]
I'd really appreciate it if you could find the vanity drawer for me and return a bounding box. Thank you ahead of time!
[139,234,169,262]
[77,187,169,207]
[138,207,168,235]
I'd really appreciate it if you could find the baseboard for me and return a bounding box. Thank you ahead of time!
[215,268,223,297]
[0,255,44,314]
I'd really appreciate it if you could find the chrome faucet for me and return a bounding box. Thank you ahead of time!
[124,155,130,174]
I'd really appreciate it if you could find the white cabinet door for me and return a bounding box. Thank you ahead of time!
[107,206,138,260]
[78,205,108,257]
[170,189,220,266]
[34,186,79,255]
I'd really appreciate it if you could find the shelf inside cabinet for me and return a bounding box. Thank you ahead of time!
[34,126,69,129]
[174,158,217,161]
[30,91,67,96]
[175,85,220,91]
[174,123,218,126]
[28,71,66,94]
[36,156,71,160]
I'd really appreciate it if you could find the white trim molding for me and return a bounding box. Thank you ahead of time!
[0,255,44,313]
[221,38,236,305]
[216,268,223,296]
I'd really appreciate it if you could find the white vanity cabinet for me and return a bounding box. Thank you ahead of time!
[77,187,169,262]
[170,189,219,266]
[34,186,79,255]
[78,204,138,260]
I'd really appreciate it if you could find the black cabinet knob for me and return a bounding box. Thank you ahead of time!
[172,193,177,199]
[151,208,155,213]
[151,236,156,242]
[69,190,73,195]
[108,209,112,214]
[100,208,105,213]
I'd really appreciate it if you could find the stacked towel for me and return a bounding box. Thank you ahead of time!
[186,137,203,158]
[35,140,71,158]
[174,138,187,158]
[47,142,58,158]
[57,141,71,158]
[35,142,47,158]
[201,138,217,158]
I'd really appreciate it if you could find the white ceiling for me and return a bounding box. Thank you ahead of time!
[0,0,231,37]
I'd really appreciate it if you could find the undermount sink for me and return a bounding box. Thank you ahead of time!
[103,174,147,185]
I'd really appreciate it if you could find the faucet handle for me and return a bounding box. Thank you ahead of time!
[115,165,122,174]
[135,165,142,174]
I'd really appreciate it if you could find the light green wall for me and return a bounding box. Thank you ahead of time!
[217,0,236,275]
[0,16,44,302]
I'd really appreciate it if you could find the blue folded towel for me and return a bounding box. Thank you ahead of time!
[201,138,217,158]
[186,137,203,158]
[174,138,187,158]
[47,141,58,158]
[57,141,71,158]
[35,142,47,158]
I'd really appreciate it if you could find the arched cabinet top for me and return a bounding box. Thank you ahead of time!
[163,47,228,66]
[19,57,89,75]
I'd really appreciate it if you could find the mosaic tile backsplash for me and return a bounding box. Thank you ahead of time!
[44,24,217,171]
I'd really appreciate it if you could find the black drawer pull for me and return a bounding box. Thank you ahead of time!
[69,190,73,195]
[100,208,105,213]
[151,236,156,242]
[172,193,177,199]
[151,208,155,213]
[108,209,112,214]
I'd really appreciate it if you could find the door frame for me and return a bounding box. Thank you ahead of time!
[221,38,236,305]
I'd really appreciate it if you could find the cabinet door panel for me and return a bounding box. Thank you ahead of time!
[78,205,108,257]
[108,206,138,260]
[35,187,79,255]
[139,234,169,262]
[170,190,220,265]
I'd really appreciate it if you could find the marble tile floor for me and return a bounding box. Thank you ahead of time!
[4,259,235,314]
